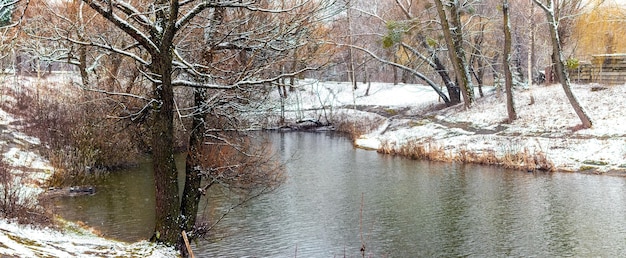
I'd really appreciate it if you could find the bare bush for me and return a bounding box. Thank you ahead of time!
[0,159,50,225]
[199,133,285,194]
[190,132,285,239]
[5,82,144,186]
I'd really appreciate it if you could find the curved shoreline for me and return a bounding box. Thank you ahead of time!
[267,82,626,176]
[348,100,626,175]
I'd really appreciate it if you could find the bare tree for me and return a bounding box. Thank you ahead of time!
[38,0,333,253]
[434,0,474,107]
[392,0,461,104]
[333,0,463,105]
[532,0,592,128]
[503,0,517,121]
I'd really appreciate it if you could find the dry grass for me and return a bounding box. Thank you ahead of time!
[334,112,385,139]
[379,138,554,172]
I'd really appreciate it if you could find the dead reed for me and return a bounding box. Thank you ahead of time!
[379,138,554,172]
[334,113,385,140]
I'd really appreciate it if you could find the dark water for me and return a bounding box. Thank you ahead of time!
[54,132,626,257]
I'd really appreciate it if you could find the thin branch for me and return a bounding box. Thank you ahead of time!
[332,42,451,103]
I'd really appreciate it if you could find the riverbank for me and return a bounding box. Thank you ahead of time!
[0,218,176,257]
[0,89,176,257]
[270,79,626,175]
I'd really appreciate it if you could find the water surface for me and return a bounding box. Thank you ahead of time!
[54,132,626,257]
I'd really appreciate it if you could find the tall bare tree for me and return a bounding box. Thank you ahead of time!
[393,0,461,104]
[41,0,333,253]
[532,0,592,128]
[503,0,517,121]
[335,0,463,105]
[434,0,475,108]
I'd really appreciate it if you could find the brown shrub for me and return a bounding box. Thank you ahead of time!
[196,132,285,193]
[425,143,448,161]
[0,159,51,225]
[5,82,145,186]
[475,150,499,165]
[378,140,395,155]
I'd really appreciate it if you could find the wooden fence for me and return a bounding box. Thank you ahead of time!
[568,54,626,85]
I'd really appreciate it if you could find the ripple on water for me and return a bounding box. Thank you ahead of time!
[54,132,626,257]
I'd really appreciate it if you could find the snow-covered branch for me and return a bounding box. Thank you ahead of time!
[81,0,159,54]
[531,0,552,13]
[171,80,235,89]
[114,1,157,35]
[64,36,150,66]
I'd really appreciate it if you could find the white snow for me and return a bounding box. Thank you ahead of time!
[283,79,444,109]
[0,219,176,257]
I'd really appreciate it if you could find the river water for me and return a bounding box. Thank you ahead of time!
[53,132,626,257]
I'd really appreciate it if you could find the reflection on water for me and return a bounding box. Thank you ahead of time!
[51,158,157,242]
[54,132,626,257]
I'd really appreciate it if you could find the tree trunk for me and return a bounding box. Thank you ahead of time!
[347,1,357,90]
[150,51,181,246]
[550,52,560,83]
[107,53,123,91]
[78,45,89,87]
[433,55,461,104]
[503,0,517,122]
[533,0,592,128]
[469,22,486,98]
[434,0,474,108]
[476,55,485,98]
[180,88,206,232]
[469,17,486,98]
[414,35,461,104]
[393,53,398,85]
[290,47,298,91]
[528,0,534,87]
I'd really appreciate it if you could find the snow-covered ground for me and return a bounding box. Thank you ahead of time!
[272,79,626,174]
[0,219,176,257]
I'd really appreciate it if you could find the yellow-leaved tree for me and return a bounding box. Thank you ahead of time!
[573,3,626,58]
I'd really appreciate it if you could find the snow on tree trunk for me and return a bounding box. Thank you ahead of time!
[434,0,474,108]
[150,51,181,246]
[533,0,593,128]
